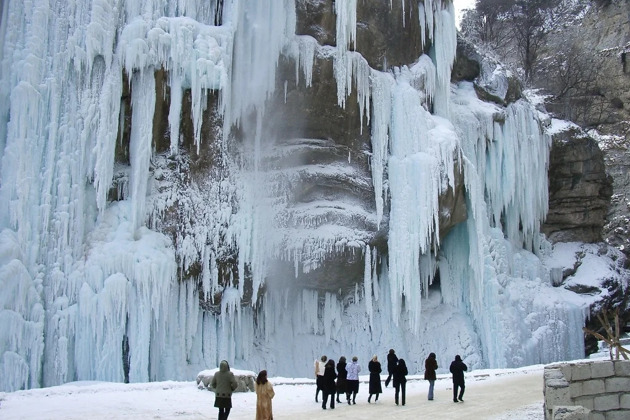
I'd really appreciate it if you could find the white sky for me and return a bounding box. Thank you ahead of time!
[453,0,476,27]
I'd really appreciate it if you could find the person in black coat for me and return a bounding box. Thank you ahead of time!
[384,349,398,387]
[449,354,468,403]
[335,356,347,403]
[424,352,438,400]
[367,355,383,403]
[321,359,338,410]
[393,358,408,406]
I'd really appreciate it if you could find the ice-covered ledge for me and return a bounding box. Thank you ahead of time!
[543,360,630,420]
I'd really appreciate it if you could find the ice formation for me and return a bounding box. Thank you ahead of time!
[0,0,611,392]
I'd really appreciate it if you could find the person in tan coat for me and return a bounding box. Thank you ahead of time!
[255,370,275,420]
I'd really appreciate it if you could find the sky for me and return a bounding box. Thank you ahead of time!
[454,0,476,27]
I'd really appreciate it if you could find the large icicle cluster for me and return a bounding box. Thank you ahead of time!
[0,0,608,393]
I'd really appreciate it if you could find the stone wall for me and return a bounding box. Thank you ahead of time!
[544,360,630,420]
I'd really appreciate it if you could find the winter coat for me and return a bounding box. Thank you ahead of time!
[386,352,399,374]
[314,358,325,377]
[336,361,347,393]
[368,360,383,394]
[255,380,275,420]
[322,365,338,394]
[449,356,468,385]
[211,360,238,399]
[393,361,408,387]
[346,361,361,381]
[424,354,438,381]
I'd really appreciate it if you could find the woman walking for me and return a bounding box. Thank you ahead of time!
[346,356,361,404]
[424,352,438,401]
[255,370,275,420]
[211,360,238,420]
[336,356,347,403]
[321,359,337,409]
[367,355,382,403]
[393,359,408,406]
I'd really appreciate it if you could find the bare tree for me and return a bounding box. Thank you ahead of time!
[461,0,565,82]
[536,39,602,123]
[584,307,630,361]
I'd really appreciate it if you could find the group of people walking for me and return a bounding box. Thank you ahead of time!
[314,349,410,409]
[315,350,468,409]
[209,351,468,420]
[314,355,362,409]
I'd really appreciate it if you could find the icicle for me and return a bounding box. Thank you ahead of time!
[230,0,296,127]
[333,0,357,108]
[364,244,373,326]
[128,70,156,233]
[369,71,393,229]
[431,2,457,117]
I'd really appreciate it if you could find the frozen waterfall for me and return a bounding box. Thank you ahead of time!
[0,0,590,392]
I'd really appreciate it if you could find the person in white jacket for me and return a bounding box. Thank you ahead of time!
[314,355,327,402]
[345,356,361,405]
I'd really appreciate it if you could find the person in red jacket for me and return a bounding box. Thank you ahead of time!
[424,352,438,400]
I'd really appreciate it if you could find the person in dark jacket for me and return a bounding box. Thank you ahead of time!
[384,349,398,387]
[393,358,408,406]
[449,354,468,403]
[424,352,438,400]
[367,355,383,403]
[335,356,347,403]
[321,359,338,410]
[211,360,238,420]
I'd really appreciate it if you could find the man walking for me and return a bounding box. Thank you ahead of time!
[449,355,468,403]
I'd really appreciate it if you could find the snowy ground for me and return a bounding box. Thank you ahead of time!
[0,364,551,419]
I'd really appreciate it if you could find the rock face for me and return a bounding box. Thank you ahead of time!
[569,0,630,256]
[296,0,424,69]
[452,35,522,105]
[543,128,613,243]
[540,0,630,253]
[126,2,613,302]
[159,0,467,298]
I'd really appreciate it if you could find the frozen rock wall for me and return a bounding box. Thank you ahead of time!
[0,0,620,392]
